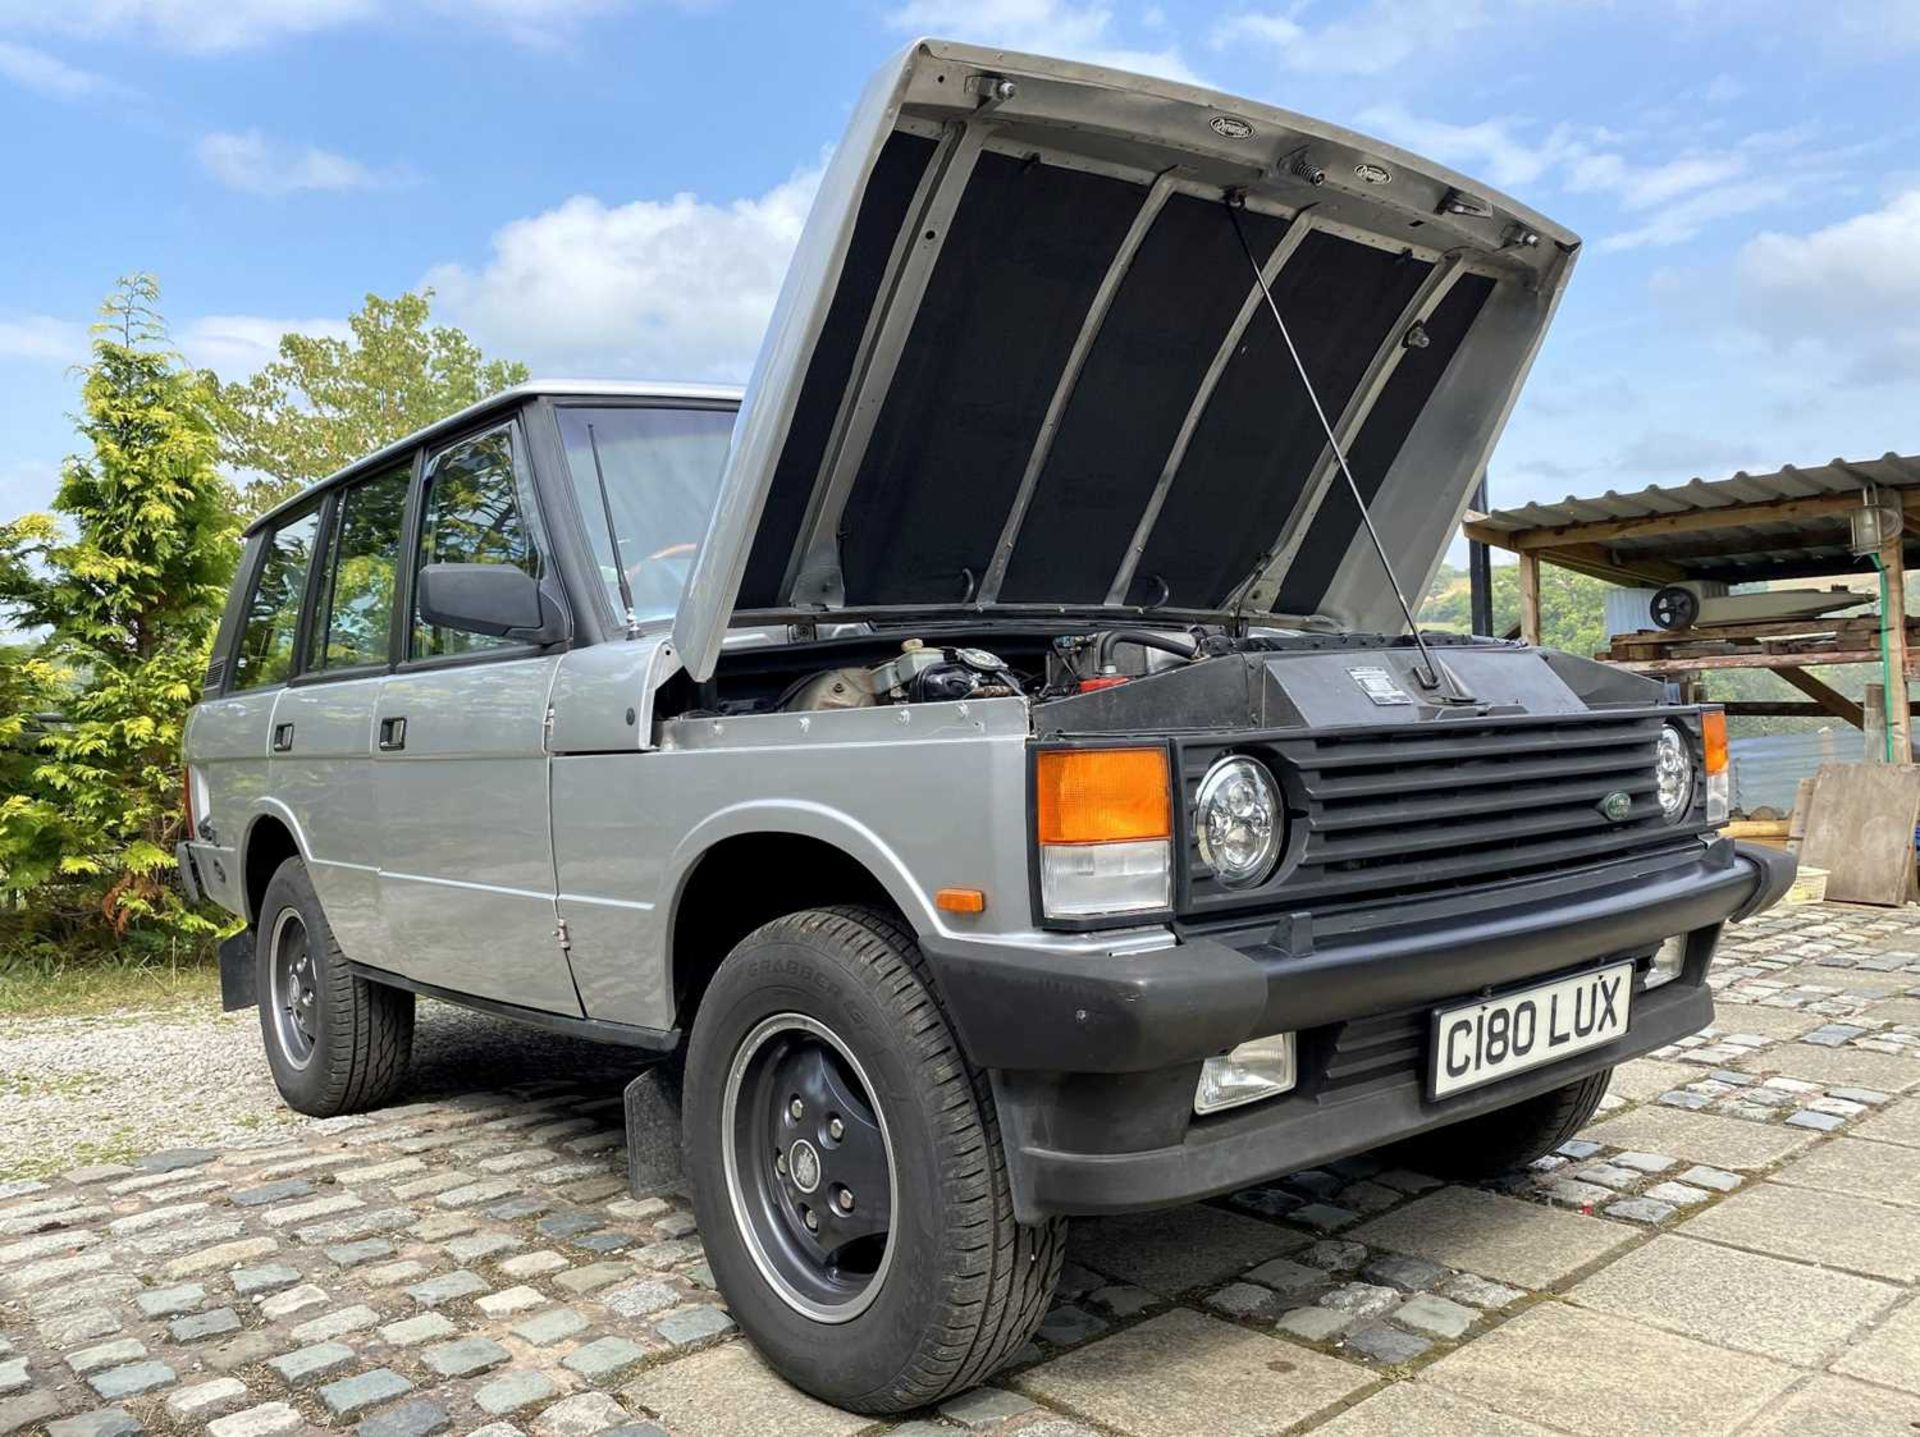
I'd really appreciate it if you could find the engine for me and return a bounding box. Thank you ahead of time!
[781,639,1025,711]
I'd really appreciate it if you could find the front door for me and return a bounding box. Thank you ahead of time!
[373,419,580,1015]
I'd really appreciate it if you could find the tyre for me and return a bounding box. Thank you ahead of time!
[1384,1068,1613,1180]
[682,906,1063,1414]
[256,855,415,1117]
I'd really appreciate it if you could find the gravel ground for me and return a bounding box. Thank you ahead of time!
[0,999,645,1179]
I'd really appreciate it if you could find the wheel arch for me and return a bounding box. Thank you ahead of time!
[665,805,933,1030]
[240,800,310,926]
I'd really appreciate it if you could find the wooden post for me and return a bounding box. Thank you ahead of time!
[1518,551,1542,647]
[1866,681,1887,762]
[1882,529,1912,764]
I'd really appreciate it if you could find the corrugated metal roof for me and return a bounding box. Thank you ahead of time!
[1474,453,1920,585]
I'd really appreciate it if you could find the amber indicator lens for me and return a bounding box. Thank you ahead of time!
[1035,748,1172,845]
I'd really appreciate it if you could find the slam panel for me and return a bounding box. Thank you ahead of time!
[837,152,1144,606]
[1135,234,1432,609]
[998,195,1289,604]
[1272,273,1497,616]
[736,131,938,611]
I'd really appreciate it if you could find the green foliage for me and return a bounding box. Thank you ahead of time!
[1420,561,1609,658]
[0,275,239,952]
[217,289,528,516]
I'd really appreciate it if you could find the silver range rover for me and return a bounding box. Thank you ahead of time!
[181,39,1795,1413]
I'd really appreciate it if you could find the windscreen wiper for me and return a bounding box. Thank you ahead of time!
[1223,194,1471,702]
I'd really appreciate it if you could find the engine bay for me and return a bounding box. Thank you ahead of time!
[656,623,1556,725]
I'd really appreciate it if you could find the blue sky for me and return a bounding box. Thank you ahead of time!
[2,0,1917,538]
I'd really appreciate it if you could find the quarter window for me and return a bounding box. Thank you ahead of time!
[556,405,732,624]
[309,463,410,672]
[231,507,321,690]
[412,426,541,659]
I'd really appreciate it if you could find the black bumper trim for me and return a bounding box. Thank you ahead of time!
[1000,976,1712,1220]
[926,838,1790,1074]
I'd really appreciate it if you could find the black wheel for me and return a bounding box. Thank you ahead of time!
[256,856,414,1117]
[683,906,1064,1414]
[1384,1069,1613,1179]
[1649,585,1700,631]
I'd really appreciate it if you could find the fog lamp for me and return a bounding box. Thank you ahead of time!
[1646,933,1689,990]
[1195,1032,1297,1115]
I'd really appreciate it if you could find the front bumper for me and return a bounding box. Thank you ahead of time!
[925,838,1794,1221]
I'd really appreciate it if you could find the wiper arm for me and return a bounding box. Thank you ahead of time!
[585,421,640,637]
[1223,194,1470,701]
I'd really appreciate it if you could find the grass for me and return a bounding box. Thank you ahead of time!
[0,949,222,1019]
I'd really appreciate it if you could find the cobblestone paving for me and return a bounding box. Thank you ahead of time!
[3,900,1919,1436]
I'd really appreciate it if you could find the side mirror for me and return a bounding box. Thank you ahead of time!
[417,563,568,646]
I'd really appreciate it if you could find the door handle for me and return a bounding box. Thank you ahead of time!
[378,716,407,752]
[271,722,295,753]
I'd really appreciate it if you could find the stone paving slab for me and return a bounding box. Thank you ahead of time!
[1421,1302,1799,1436]
[1852,1097,1920,1148]
[1581,1105,1820,1170]
[1310,1380,1561,1437]
[1739,1373,1920,1437]
[1066,1207,1308,1295]
[1770,1135,1920,1207]
[619,1344,870,1437]
[1566,1234,1902,1365]
[1348,1187,1635,1289]
[1014,1309,1371,1437]
[1605,1058,1698,1103]
[1681,1181,1920,1282]
[1733,1042,1920,1093]
[1830,1297,1920,1396]
[1706,1004,1827,1040]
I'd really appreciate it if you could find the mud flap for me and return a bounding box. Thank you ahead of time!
[624,1064,686,1200]
[218,930,256,1012]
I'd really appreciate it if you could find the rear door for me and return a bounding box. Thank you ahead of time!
[186,510,320,915]
[371,417,580,1013]
[269,459,413,965]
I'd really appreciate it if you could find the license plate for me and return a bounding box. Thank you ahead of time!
[1430,962,1632,1099]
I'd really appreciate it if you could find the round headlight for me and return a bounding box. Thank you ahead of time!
[1655,725,1694,822]
[1196,756,1282,887]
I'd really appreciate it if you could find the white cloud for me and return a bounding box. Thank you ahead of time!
[197,130,407,197]
[0,316,85,364]
[0,0,628,53]
[1355,104,1579,189]
[178,315,351,375]
[1733,188,1920,381]
[888,0,1199,82]
[1213,0,1500,78]
[0,38,112,97]
[1359,103,1808,251]
[424,169,822,381]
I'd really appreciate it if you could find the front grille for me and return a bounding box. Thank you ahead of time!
[1180,709,1700,917]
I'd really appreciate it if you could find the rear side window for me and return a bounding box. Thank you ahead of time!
[309,463,410,672]
[231,506,321,690]
[412,425,542,659]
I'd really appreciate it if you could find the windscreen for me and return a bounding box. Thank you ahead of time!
[556,404,735,624]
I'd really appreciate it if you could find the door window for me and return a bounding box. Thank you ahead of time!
[556,405,732,623]
[309,463,411,672]
[412,426,542,659]
[231,506,321,690]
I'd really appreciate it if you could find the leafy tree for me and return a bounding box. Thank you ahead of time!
[217,289,528,515]
[1419,560,1608,657]
[0,275,238,949]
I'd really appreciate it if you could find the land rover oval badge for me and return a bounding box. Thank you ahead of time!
[1598,791,1632,822]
